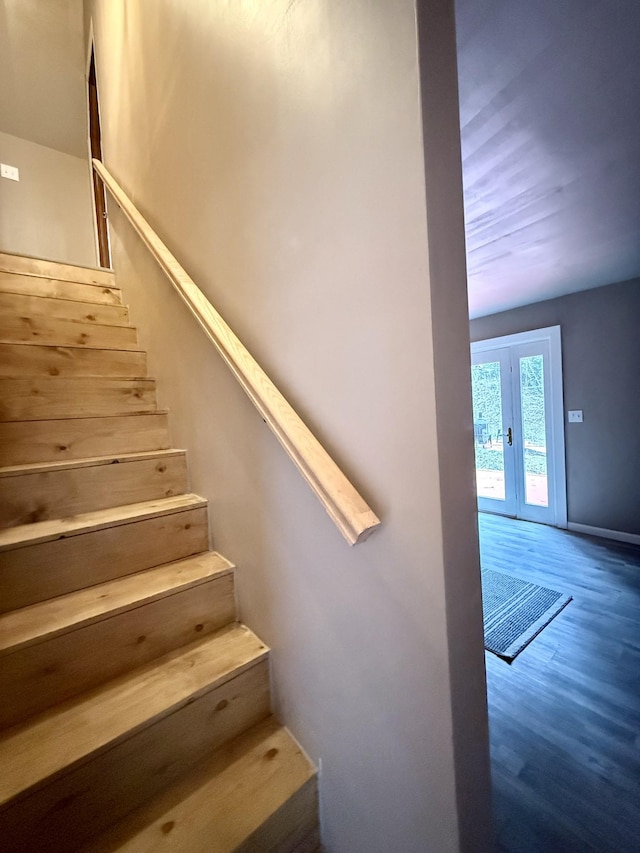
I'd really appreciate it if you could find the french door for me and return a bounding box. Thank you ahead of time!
[470,327,567,526]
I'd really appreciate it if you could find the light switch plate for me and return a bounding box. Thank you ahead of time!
[568,410,583,423]
[1,163,20,181]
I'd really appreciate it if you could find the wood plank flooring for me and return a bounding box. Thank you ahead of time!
[480,513,640,852]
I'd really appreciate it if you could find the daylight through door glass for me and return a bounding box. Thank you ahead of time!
[519,355,548,507]
[471,361,505,501]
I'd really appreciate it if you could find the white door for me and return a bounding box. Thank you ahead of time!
[470,327,567,527]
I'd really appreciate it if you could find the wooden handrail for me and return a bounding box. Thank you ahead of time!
[93,159,380,545]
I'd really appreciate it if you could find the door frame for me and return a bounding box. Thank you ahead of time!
[472,326,568,528]
[85,24,111,269]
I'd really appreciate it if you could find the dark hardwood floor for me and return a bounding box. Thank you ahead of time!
[479,513,640,853]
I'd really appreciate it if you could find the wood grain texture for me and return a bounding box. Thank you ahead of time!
[0,342,146,379]
[287,827,323,853]
[0,626,268,803]
[237,777,320,853]
[0,251,317,852]
[81,717,317,853]
[0,661,271,853]
[0,556,235,729]
[0,312,137,349]
[0,551,232,655]
[0,493,207,551]
[0,500,209,612]
[481,513,640,853]
[0,252,114,286]
[0,450,188,528]
[0,271,122,305]
[0,291,128,326]
[0,413,169,465]
[93,159,379,546]
[0,377,155,421]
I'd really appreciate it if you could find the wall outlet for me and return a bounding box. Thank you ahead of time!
[1,163,20,181]
[568,410,583,423]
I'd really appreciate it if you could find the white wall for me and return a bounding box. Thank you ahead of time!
[0,0,88,158]
[471,277,640,538]
[0,131,96,266]
[416,4,493,846]
[87,0,490,850]
[0,0,97,266]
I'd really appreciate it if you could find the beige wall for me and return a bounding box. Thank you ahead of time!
[0,0,88,158]
[416,4,493,847]
[471,277,640,538]
[0,0,97,265]
[0,131,96,266]
[87,1,490,850]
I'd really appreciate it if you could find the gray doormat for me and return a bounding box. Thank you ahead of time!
[482,569,572,661]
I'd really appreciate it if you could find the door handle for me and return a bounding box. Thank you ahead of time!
[507,427,513,446]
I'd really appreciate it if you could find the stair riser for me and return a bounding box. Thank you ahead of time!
[0,272,122,305]
[80,718,318,853]
[0,378,156,421]
[0,254,115,287]
[0,455,188,529]
[0,507,209,612]
[0,292,129,326]
[0,314,137,349]
[0,343,146,379]
[237,778,320,853]
[0,662,270,853]
[0,414,169,466]
[0,573,235,730]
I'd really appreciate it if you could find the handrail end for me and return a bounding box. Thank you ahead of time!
[346,513,381,546]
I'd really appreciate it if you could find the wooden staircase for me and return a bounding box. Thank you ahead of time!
[0,252,319,853]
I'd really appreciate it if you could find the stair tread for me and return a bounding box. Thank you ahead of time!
[0,252,115,286]
[83,717,316,853]
[0,493,208,551]
[0,377,152,386]
[0,338,143,352]
[1,410,170,424]
[2,315,133,330]
[0,448,186,478]
[0,339,140,352]
[0,624,268,809]
[0,552,233,656]
[0,273,122,306]
[0,318,135,333]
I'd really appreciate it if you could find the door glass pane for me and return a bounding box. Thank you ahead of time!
[471,361,505,501]
[520,355,548,506]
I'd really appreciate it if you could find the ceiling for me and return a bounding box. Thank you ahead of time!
[1,0,637,316]
[0,0,87,158]
[455,0,640,318]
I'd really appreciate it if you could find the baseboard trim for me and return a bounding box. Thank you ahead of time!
[567,522,640,546]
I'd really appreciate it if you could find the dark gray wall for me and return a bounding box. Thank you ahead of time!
[470,278,640,536]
